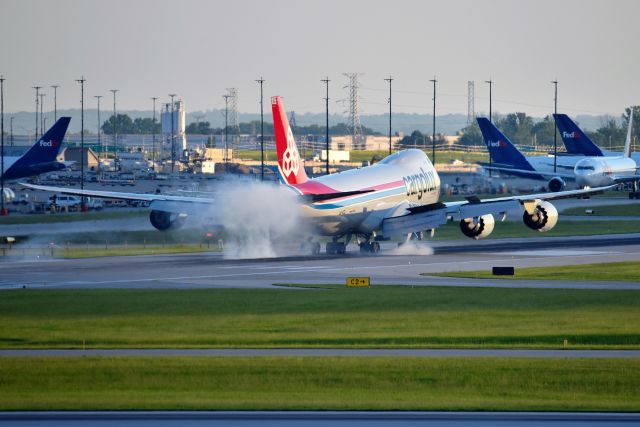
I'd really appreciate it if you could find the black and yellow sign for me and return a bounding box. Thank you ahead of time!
[347,277,370,287]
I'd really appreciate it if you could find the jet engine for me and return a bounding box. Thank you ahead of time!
[149,210,186,231]
[522,200,558,232]
[547,177,565,192]
[1,188,15,203]
[459,214,495,240]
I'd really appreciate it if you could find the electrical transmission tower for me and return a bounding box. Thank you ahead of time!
[467,81,475,124]
[226,88,240,154]
[343,73,365,150]
[288,110,297,128]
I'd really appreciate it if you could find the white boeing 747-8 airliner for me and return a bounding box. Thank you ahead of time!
[23,97,611,255]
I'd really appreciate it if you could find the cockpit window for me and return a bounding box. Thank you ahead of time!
[576,165,595,171]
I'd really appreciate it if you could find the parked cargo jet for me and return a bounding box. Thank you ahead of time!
[2,117,71,181]
[2,117,71,202]
[478,112,640,198]
[23,98,611,255]
[477,117,582,191]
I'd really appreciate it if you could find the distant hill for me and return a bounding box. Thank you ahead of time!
[4,109,622,137]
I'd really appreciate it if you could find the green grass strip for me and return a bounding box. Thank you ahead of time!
[429,219,640,240]
[429,261,640,282]
[562,204,640,216]
[1,287,639,349]
[0,210,147,225]
[0,356,638,411]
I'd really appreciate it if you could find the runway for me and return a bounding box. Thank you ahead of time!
[1,233,640,290]
[1,411,638,426]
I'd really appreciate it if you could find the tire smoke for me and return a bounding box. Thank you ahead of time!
[209,179,309,259]
[388,241,434,256]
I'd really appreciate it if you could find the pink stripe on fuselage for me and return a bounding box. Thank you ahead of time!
[292,180,338,195]
[293,178,405,198]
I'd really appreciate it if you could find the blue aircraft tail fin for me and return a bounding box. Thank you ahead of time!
[17,117,71,166]
[476,117,535,171]
[553,114,604,156]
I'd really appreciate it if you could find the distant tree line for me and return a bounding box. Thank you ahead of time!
[396,130,447,147]
[98,107,640,151]
[186,120,381,136]
[101,114,160,135]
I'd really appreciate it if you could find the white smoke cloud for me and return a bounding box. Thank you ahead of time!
[208,179,310,259]
[388,241,434,256]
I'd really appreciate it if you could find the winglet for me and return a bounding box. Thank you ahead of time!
[624,107,634,158]
[553,114,604,156]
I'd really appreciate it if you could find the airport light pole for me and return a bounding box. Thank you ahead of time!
[39,93,45,136]
[384,75,393,155]
[255,77,265,181]
[151,97,157,172]
[321,77,330,175]
[1,76,6,216]
[33,86,41,139]
[552,79,558,174]
[94,95,102,161]
[51,85,59,121]
[485,79,493,176]
[429,76,437,164]
[223,94,231,168]
[168,94,176,174]
[10,116,13,147]
[76,77,86,212]
[109,89,118,164]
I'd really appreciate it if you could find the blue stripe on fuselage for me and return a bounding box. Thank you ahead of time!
[310,185,406,210]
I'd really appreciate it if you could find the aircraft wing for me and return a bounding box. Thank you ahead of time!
[21,183,215,203]
[381,185,614,237]
[613,175,640,184]
[481,165,575,180]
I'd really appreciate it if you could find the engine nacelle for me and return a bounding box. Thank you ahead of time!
[548,177,565,192]
[1,188,15,203]
[459,214,495,240]
[149,210,186,231]
[523,201,558,232]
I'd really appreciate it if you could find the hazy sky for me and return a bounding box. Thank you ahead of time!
[1,0,639,118]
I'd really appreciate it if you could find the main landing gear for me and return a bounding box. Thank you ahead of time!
[359,241,380,254]
[326,241,346,255]
[629,182,640,199]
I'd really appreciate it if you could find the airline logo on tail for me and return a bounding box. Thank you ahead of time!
[487,140,507,148]
[282,127,300,178]
[562,131,580,139]
[271,96,309,185]
[39,139,60,147]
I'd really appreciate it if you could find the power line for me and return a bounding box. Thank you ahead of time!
[321,77,330,175]
[384,75,393,155]
[75,76,86,211]
[255,78,265,181]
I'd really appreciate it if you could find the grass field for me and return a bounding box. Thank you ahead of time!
[429,219,640,240]
[562,204,640,216]
[56,244,219,258]
[235,149,491,165]
[429,261,640,282]
[1,287,639,349]
[0,356,637,411]
[0,210,147,225]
